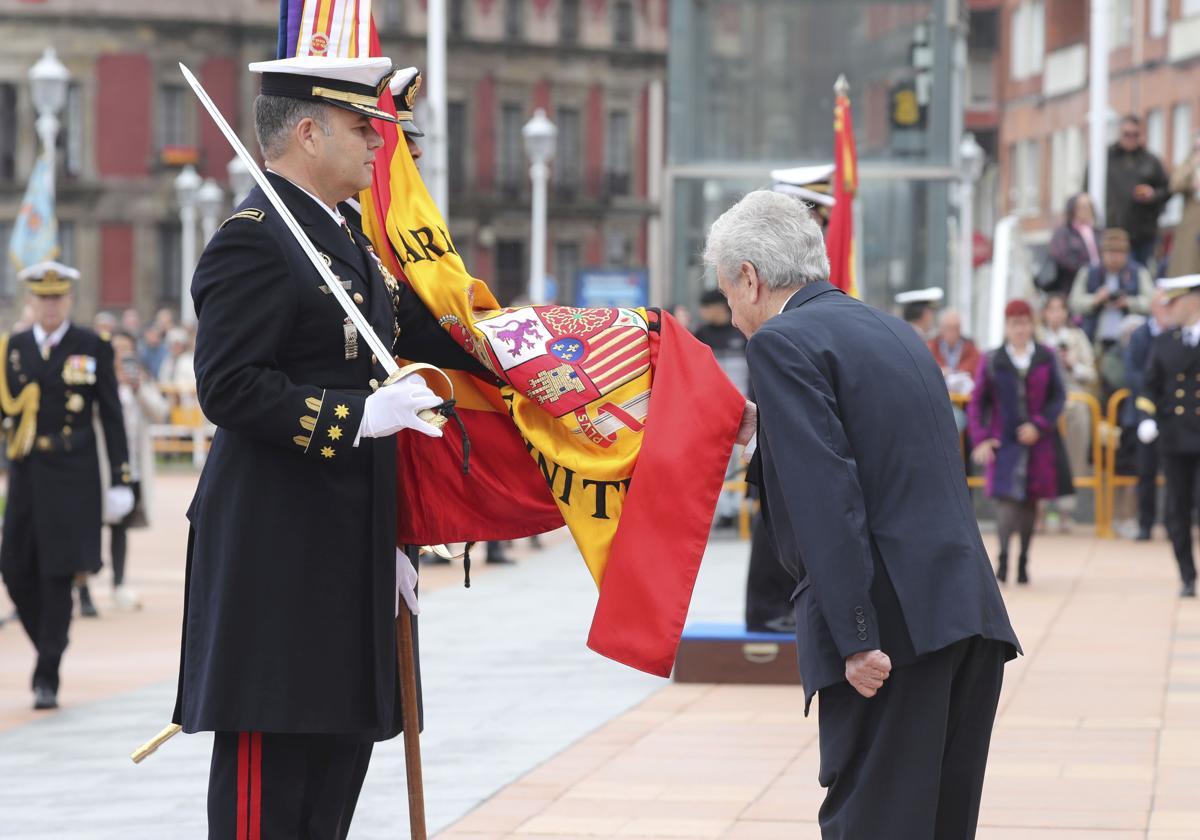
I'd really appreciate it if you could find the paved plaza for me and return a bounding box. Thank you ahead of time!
[1,473,1199,838]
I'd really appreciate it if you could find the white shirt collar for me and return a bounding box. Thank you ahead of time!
[1185,322,1200,346]
[268,170,344,227]
[1005,342,1035,370]
[778,289,802,315]
[33,320,70,350]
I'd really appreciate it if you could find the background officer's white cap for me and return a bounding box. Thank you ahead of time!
[770,164,836,207]
[1158,275,1200,299]
[894,287,945,305]
[17,261,80,296]
[388,66,424,138]
[249,56,401,124]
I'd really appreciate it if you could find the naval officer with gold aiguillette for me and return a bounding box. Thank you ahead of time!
[173,56,489,838]
[1136,274,1200,598]
[0,262,134,711]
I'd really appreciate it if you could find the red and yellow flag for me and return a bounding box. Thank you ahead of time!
[826,85,858,298]
[282,0,745,676]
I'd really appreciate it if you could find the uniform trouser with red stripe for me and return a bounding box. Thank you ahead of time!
[208,731,373,840]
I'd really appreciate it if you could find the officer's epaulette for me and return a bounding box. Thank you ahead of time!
[219,208,266,231]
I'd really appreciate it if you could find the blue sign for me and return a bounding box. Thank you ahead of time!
[575,268,649,309]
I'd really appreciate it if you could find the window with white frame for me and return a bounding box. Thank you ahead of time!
[1184,0,1200,18]
[1010,1,1045,80]
[1050,129,1085,214]
[1173,103,1194,166]
[1110,0,1133,48]
[1150,0,1169,38]
[1146,109,1166,158]
[1013,138,1042,215]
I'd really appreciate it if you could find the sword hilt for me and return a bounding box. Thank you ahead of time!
[130,723,182,764]
[369,363,455,431]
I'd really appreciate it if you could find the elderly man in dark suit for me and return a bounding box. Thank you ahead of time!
[704,190,1021,840]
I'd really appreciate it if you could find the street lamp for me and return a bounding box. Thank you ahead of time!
[227,155,254,206]
[197,178,225,245]
[29,47,69,156]
[175,164,202,327]
[958,132,985,333]
[522,108,557,304]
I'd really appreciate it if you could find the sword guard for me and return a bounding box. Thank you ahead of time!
[373,364,455,431]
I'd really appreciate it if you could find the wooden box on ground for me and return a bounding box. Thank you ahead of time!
[673,622,801,685]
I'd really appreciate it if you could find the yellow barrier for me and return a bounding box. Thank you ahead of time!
[952,389,1105,534]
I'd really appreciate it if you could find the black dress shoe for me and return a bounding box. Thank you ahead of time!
[1136,528,1152,541]
[995,554,1008,583]
[78,585,99,618]
[33,685,58,710]
[1017,555,1030,585]
[1183,581,1197,598]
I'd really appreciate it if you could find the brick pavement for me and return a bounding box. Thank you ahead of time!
[1,471,1199,838]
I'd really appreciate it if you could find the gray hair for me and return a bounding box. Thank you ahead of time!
[253,95,334,160]
[702,190,830,290]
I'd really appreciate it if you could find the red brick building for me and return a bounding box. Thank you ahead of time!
[0,0,667,324]
[995,0,1200,244]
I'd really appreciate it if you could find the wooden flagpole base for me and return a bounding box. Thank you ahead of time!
[396,602,427,840]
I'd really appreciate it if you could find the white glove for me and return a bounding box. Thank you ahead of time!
[356,374,443,442]
[1137,418,1160,445]
[104,486,135,524]
[396,547,420,617]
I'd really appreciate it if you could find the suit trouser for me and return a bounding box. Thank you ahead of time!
[1137,440,1160,533]
[1162,451,1200,585]
[744,513,793,630]
[208,731,373,840]
[815,636,1007,840]
[1,489,74,693]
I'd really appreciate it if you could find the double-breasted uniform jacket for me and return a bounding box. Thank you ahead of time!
[172,173,485,739]
[0,325,131,578]
[747,282,1020,713]
[1137,328,1200,454]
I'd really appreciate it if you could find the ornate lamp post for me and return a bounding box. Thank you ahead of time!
[29,47,69,159]
[174,165,202,327]
[522,108,557,304]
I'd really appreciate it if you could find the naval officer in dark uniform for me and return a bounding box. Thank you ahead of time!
[1135,274,1200,597]
[0,262,133,710]
[173,56,489,838]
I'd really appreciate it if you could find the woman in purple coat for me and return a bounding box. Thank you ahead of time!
[969,299,1066,584]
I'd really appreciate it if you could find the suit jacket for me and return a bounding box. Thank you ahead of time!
[1123,322,1157,428]
[1139,327,1200,454]
[0,325,131,577]
[173,173,485,738]
[747,282,1020,712]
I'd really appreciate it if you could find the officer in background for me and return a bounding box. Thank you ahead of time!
[896,287,945,340]
[1136,274,1200,597]
[0,262,134,709]
[174,56,491,838]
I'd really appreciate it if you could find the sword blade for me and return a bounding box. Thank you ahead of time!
[178,62,398,377]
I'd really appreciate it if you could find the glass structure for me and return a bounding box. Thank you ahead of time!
[666,0,960,312]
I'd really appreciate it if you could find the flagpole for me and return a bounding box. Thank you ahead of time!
[426,0,449,214]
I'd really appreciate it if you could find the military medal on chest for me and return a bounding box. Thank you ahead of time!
[343,318,359,360]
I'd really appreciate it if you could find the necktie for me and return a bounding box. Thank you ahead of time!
[41,338,55,360]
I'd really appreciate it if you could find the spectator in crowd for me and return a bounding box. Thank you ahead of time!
[1168,131,1200,277]
[138,325,168,379]
[1038,293,1096,531]
[928,308,981,384]
[692,288,749,396]
[1070,228,1154,349]
[1089,115,1170,269]
[896,287,943,339]
[93,311,118,336]
[1042,192,1101,296]
[120,308,142,336]
[158,326,197,401]
[969,299,1067,584]
[1125,291,1173,540]
[153,307,176,333]
[104,331,168,609]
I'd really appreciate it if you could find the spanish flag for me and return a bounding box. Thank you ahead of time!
[826,78,858,298]
[280,0,746,676]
